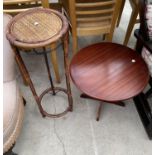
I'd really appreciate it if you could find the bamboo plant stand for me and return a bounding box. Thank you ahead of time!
[6,8,73,118]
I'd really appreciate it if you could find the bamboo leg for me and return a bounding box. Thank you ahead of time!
[50,43,60,83]
[43,47,56,95]
[123,8,138,45]
[63,31,73,111]
[17,61,28,86]
[13,47,45,117]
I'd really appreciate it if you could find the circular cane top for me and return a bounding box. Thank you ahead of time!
[6,8,69,48]
[70,42,149,102]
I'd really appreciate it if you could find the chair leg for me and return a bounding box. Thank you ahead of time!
[123,8,138,45]
[117,0,126,27]
[145,88,152,98]
[50,43,60,83]
[96,102,103,121]
[145,78,152,98]
[103,34,106,40]
[41,0,49,8]
[17,60,28,86]
[105,33,113,42]
[135,36,143,53]
[72,31,78,54]
[133,93,152,140]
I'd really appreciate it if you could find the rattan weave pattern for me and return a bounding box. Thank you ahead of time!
[10,9,62,43]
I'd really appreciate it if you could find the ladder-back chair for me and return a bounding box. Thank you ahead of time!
[61,0,123,54]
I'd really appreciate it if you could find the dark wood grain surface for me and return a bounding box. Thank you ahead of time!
[70,42,149,102]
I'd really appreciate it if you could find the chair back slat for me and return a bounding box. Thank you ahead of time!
[3,0,49,15]
[75,1,115,7]
[3,0,39,4]
[3,7,42,14]
[75,0,117,31]
[76,8,114,15]
[77,15,112,22]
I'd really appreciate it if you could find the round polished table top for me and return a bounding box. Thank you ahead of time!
[70,42,149,102]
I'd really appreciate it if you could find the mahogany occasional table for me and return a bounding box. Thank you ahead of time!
[70,42,149,121]
[6,8,73,118]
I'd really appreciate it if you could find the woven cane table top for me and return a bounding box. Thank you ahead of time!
[7,8,68,48]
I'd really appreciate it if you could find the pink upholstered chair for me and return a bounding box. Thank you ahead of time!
[3,14,25,155]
